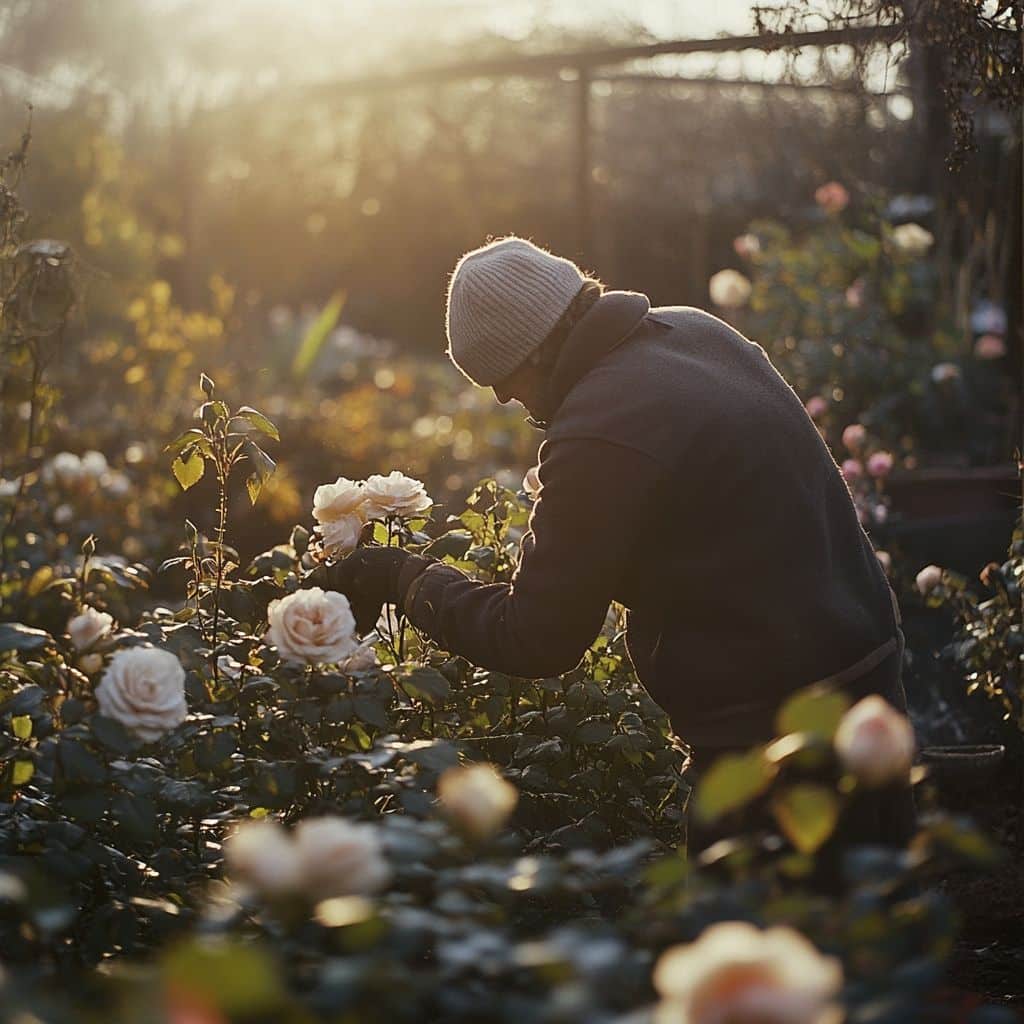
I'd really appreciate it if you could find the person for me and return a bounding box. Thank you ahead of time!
[311,236,915,846]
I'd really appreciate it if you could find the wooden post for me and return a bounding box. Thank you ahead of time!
[575,65,592,261]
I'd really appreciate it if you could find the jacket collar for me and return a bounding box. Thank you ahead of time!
[547,290,651,414]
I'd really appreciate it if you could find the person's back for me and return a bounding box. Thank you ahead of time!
[546,302,900,753]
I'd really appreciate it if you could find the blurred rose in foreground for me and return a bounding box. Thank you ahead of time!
[654,921,842,1024]
[915,564,943,596]
[438,763,518,839]
[834,695,915,788]
[974,334,1007,360]
[814,180,850,214]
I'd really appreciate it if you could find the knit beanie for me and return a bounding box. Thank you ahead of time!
[445,236,587,386]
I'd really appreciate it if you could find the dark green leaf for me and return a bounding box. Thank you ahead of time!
[0,623,52,653]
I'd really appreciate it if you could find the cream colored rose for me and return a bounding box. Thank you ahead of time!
[315,513,364,558]
[292,816,391,898]
[78,653,104,675]
[438,763,518,839]
[94,647,188,743]
[361,471,432,520]
[265,587,359,664]
[225,819,304,898]
[43,452,82,487]
[875,550,892,575]
[80,450,109,478]
[891,222,934,255]
[313,477,367,524]
[915,564,943,596]
[834,695,915,788]
[67,605,113,651]
[654,921,843,1024]
[217,654,245,679]
[708,269,752,309]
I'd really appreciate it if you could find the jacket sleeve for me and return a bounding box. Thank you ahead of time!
[402,437,664,677]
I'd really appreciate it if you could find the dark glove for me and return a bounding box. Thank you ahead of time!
[301,548,434,634]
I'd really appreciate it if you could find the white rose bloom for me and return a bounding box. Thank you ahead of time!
[225,819,304,898]
[361,471,432,520]
[80,450,109,478]
[915,564,944,596]
[265,588,359,664]
[78,653,104,675]
[43,452,82,487]
[654,922,843,1024]
[931,362,961,384]
[315,512,364,558]
[522,465,542,501]
[438,763,519,839]
[891,222,934,256]
[339,641,379,673]
[312,477,368,525]
[292,816,391,899]
[0,477,21,498]
[834,695,916,788]
[67,605,114,651]
[94,647,188,743]
[708,269,752,309]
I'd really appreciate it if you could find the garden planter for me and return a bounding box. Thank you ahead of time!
[921,744,1006,796]
[884,466,1020,575]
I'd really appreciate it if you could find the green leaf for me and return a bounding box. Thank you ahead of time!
[352,694,390,729]
[12,760,34,785]
[772,783,839,854]
[0,623,52,653]
[400,667,451,705]
[233,406,280,442]
[425,530,473,560]
[163,428,208,456]
[776,685,851,741]
[693,747,776,823]
[199,372,216,397]
[292,289,347,380]
[11,714,32,740]
[241,441,276,506]
[172,449,206,491]
[573,719,614,745]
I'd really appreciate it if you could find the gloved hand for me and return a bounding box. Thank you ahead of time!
[301,547,434,634]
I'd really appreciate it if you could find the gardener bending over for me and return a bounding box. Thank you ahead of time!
[315,237,915,844]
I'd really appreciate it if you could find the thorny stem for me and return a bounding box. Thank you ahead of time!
[210,442,229,685]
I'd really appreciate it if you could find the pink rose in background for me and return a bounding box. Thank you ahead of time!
[875,550,892,575]
[874,504,889,524]
[974,334,1007,360]
[732,233,761,258]
[915,564,943,596]
[867,451,894,478]
[845,277,866,308]
[814,181,850,214]
[842,423,867,452]
[804,396,828,420]
[841,459,864,482]
[834,695,915,788]
[931,362,961,384]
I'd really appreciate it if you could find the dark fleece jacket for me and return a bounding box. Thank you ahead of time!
[404,290,903,751]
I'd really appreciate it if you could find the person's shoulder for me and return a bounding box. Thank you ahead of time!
[647,304,742,336]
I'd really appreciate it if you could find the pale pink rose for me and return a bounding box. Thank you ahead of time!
[875,550,892,575]
[867,451,894,478]
[292,816,391,899]
[94,647,188,743]
[78,653,104,675]
[841,459,864,482]
[841,423,867,452]
[361,471,432,520]
[438,763,518,839]
[732,233,761,258]
[266,588,359,664]
[915,564,943,596]
[873,504,889,524]
[974,334,1007,360]
[67,606,113,651]
[814,181,850,214]
[654,921,843,1024]
[339,642,379,673]
[804,396,828,420]
[834,695,915,787]
[845,278,866,309]
[708,269,752,309]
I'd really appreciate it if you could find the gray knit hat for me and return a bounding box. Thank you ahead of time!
[445,236,587,386]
